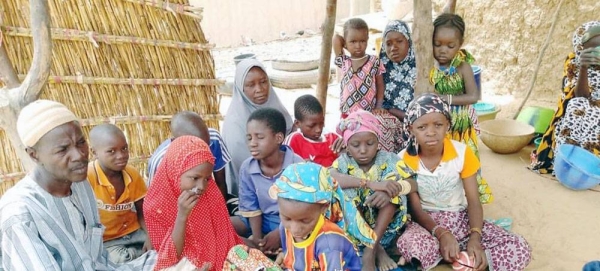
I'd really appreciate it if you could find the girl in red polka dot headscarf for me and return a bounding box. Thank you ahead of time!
[144,136,242,270]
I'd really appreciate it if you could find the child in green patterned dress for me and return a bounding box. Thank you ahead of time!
[429,13,493,204]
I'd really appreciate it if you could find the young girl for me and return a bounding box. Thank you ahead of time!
[378,20,417,153]
[333,18,386,119]
[396,94,531,271]
[331,110,416,271]
[144,136,243,270]
[429,13,493,204]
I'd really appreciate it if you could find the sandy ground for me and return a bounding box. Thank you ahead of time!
[212,36,600,270]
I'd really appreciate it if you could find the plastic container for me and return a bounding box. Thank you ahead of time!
[473,101,495,113]
[472,65,482,93]
[554,144,600,190]
[534,137,542,148]
[233,53,257,66]
[516,106,555,134]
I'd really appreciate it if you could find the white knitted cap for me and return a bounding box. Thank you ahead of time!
[17,100,78,147]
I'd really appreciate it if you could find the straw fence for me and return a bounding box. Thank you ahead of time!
[0,0,222,194]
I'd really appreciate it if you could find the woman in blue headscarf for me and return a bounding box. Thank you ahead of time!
[376,20,417,153]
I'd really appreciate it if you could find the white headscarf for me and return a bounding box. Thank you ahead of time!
[222,59,293,195]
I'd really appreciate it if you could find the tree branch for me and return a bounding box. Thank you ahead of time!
[0,45,20,88]
[15,0,52,108]
[443,0,457,13]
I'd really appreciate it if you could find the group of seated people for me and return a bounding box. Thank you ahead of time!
[0,93,532,271]
[7,14,600,271]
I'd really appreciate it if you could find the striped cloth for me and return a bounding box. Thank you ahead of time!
[0,176,156,270]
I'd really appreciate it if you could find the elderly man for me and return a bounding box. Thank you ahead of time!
[0,100,156,270]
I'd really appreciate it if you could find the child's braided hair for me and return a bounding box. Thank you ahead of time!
[433,13,466,43]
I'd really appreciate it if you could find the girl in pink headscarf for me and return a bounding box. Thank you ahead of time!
[330,110,417,271]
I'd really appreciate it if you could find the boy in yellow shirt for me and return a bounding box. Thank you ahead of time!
[88,124,151,263]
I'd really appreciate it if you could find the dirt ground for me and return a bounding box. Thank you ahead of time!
[212,35,600,270]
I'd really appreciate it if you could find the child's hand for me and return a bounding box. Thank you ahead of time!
[467,238,487,271]
[364,191,391,209]
[258,230,281,254]
[330,137,345,154]
[196,262,212,271]
[242,237,260,249]
[333,35,345,48]
[580,47,600,67]
[372,108,387,115]
[275,252,285,266]
[177,190,199,218]
[333,34,345,56]
[368,180,402,197]
[438,231,460,263]
[142,239,153,252]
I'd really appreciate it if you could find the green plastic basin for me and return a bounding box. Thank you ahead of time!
[516,106,555,134]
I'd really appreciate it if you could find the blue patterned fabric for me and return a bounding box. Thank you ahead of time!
[379,20,416,112]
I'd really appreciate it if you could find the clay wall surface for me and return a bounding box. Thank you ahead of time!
[432,0,599,103]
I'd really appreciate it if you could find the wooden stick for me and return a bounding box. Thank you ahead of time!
[512,0,564,119]
[1,26,214,50]
[16,74,224,86]
[413,0,435,95]
[123,0,203,20]
[316,0,337,108]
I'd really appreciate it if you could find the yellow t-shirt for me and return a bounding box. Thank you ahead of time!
[87,160,147,241]
[400,138,480,212]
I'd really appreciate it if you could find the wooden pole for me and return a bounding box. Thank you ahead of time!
[413,0,434,94]
[316,0,337,108]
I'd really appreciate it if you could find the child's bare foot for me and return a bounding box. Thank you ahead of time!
[362,247,376,271]
[376,244,398,271]
[397,256,406,266]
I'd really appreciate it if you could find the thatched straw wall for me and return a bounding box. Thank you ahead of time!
[0,0,222,193]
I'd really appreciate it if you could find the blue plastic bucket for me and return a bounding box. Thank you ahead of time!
[472,65,482,93]
[554,144,600,190]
